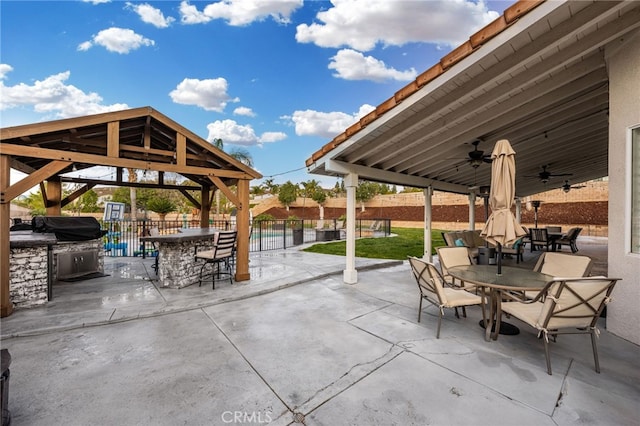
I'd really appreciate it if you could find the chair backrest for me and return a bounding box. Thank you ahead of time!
[530,228,549,242]
[214,231,237,259]
[149,227,160,236]
[565,227,582,241]
[408,257,447,304]
[436,247,472,277]
[537,277,618,330]
[534,252,593,277]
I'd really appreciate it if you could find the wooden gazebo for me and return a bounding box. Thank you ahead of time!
[1,106,262,317]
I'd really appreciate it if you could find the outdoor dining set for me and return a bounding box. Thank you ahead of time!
[409,248,619,376]
[409,139,619,376]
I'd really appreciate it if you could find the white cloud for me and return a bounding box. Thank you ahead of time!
[0,68,128,118]
[169,77,239,112]
[0,64,13,80]
[259,131,287,143]
[126,2,175,28]
[82,0,110,4]
[296,0,499,51]
[284,104,375,139]
[233,106,256,117]
[78,27,155,54]
[179,1,212,24]
[179,0,303,26]
[329,49,417,82]
[206,119,286,147]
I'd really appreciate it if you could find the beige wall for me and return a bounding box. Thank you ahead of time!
[606,29,640,345]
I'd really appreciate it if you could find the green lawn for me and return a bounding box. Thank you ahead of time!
[302,227,447,260]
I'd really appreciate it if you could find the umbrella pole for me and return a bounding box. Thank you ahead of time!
[497,243,502,275]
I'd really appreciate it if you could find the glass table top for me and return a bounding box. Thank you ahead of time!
[448,265,552,290]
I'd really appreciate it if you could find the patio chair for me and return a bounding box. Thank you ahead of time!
[533,252,593,277]
[195,231,237,289]
[408,256,486,338]
[529,228,553,252]
[520,252,594,300]
[520,226,531,250]
[501,276,619,375]
[435,246,474,289]
[149,227,160,274]
[500,237,524,264]
[554,227,582,253]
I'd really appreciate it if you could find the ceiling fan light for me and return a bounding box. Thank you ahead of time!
[470,158,483,168]
[563,185,570,193]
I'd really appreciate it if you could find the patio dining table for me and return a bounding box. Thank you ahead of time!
[448,265,552,341]
[547,232,566,251]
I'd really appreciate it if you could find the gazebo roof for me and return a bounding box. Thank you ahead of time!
[1,106,261,193]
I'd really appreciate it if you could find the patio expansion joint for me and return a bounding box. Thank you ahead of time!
[200,308,296,421]
[294,344,405,417]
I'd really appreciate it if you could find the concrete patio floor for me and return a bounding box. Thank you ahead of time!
[1,237,638,425]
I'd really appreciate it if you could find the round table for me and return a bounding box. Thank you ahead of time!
[448,265,552,341]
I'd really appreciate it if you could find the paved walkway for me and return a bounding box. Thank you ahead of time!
[1,237,638,425]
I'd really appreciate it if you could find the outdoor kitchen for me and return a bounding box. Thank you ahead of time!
[8,217,106,309]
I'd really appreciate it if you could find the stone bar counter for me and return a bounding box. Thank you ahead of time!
[140,228,219,288]
[9,231,104,309]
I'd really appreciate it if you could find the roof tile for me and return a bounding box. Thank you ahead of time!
[470,15,508,48]
[505,0,544,24]
[416,63,444,87]
[440,41,474,70]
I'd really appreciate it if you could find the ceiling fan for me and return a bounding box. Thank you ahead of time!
[525,165,572,184]
[562,180,586,193]
[464,140,493,169]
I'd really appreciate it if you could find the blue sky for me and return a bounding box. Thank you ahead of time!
[1,0,511,190]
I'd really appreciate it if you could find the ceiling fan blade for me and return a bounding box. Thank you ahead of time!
[550,173,573,177]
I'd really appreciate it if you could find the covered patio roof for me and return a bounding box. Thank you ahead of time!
[306,0,640,197]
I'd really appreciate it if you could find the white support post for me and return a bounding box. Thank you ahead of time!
[343,173,358,283]
[468,192,476,230]
[515,198,522,223]
[424,186,433,261]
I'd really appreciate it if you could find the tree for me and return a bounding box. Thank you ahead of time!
[79,189,100,213]
[209,138,254,215]
[356,181,377,212]
[251,184,266,197]
[278,181,298,211]
[311,184,328,225]
[127,168,138,220]
[264,178,279,195]
[146,197,177,221]
[13,190,45,216]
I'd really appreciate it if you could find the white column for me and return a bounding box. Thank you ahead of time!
[468,192,476,230]
[515,198,522,223]
[424,186,433,261]
[343,173,358,283]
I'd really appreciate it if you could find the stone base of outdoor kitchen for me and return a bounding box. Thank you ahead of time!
[9,231,104,310]
[143,229,220,289]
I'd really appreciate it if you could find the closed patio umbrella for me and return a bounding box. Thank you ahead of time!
[480,139,526,274]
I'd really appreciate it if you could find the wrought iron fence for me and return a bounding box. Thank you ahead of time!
[99,218,391,257]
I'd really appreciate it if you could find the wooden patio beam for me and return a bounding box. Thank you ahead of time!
[1,160,70,203]
[0,144,252,180]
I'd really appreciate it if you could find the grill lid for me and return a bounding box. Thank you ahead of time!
[31,216,107,241]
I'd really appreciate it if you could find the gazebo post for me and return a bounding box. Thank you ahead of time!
[200,186,210,228]
[0,155,13,317]
[235,179,250,281]
[45,176,62,216]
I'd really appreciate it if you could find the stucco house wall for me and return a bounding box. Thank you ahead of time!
[607,28,640,345]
